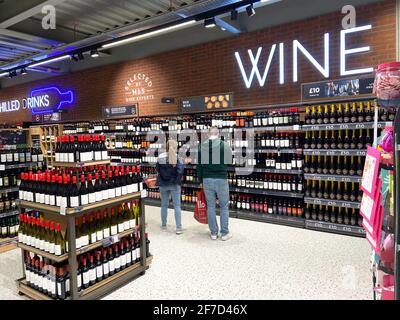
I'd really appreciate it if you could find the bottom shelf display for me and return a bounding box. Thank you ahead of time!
[19,256,153,300]
[20,231,152,300]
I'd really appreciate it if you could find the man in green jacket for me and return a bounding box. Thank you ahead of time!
[197,127,233,241]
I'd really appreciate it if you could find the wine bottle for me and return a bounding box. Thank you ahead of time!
[357,102,365,123]
[343,130,350,149]
[357,129,364,150]
[329,104,336,124]
[350,103,357,123]
[343,103,351,123]
[337,104,343,123]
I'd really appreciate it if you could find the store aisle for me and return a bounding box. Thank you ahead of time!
[0,206,372,300]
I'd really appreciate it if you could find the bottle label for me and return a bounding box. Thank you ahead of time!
[122,186,128,195]
[129,219,135,229]
[126,252,132,265]
[118,223,125,233]
[109,259,115,272]
[96,231,103,241]
[96,265,103,279]
[95,151,102,161]
[83,271,90,285]
[68,153,75,163]
[281,163,287,170]
[39,239,45,251]
[77,274,82,289]
[83,235,89,247]
[103,262,109,275]
[121,254,127,267]
[70,196,80,207]
[102,151,109,160]
[111,225,118,236]
[89,269,96,282]
[39,193,45,204]
[116,187,122,197]
[273,182,278,190]
[124,221,130,230]
[276,163,281,170]
[109,189,116,198]
[81,194,89,206]
[114,257,121,270]
[133,184,138,193]
[55,244,62,256]
[291,160,297,168]
[283,183,288,191]
[103,228,110,238]
[132,249,137,261]
[49,196,56,206]
[140,183,143,191]
[89,193,96,204]
[95,191,102,202]
[91,233,97,244]
[76,238,81,249]
[136,247,141,259]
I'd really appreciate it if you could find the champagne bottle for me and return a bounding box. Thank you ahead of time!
[336,182,343,200]
[344,208,350,225]
[349,182,356,202]
[322,156,329,174]
[323,105,329,124]
[357,156,363,176]
[316,156,322,174]
[317,180,323,198]
[310,132,316,149]
[329,181,336,200]
[342,156,349,176]
[311,204,317,220]
[329,104,337,124]
[311,180,316,198]
[365,101,373,122]
[343,103,351,123]
[330,207,337,223]
[357,129,364,150]
[337,131,343,149]
[337,104,343,123]
[323,180,329,199]
[337,208,344,224]
[305,204,311,219]
[343,130,350,149]
[350,130,356,149]
[343,182,349,201]
[350,103,357,123]
[318,204,324,221]
[316,106,323,124]
[365,129,372,147]
[357,102,365,122]
[310,106,316,125]
[349,156,355,176]
[330,131,336,149]
[323,131,329,149]
[305,106,311,125]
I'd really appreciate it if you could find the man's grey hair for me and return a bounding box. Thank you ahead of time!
[209,126,219,137]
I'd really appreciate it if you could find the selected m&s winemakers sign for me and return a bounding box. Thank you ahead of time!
[0,86,75,115]
[125,73,154,103]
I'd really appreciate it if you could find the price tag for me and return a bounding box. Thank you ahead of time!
[327,151,335,156]
[339,124,349,130]
[312,151,321,155]
[355,124,366,129]
[343,226,352,232]
[315,223,323,228]
[326,125,334,130]
[311,126,319,131]
[328,201,337,206]
[0,165,5,171]
[293,125,300,131]
[340,151,350,156]
[342,202,351,208]
[341,177,351,183]
[327,176,336,181]
[328,224,338,230]
[141,189,148,198]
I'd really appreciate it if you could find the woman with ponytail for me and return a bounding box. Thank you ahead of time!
[156,140,185,234]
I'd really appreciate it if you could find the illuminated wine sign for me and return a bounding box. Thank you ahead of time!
[0,86,75,114]
[235,25,373,88]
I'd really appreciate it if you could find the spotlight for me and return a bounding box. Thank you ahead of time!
[90,49,99,58]
[78,52,85,60]
[246,4,256,17]
[70,54,79,62]
[204,17,216,28]
[21,68,27,75]
[231,9,238,21]
[8,70,17,78]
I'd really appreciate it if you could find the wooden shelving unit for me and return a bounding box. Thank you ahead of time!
[53,160,110,168]
[16,156,151,300]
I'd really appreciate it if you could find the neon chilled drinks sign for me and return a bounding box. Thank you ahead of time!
[0,86,75,114]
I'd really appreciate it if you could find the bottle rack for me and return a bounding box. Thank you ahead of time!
[36,124,63,168]
[16,159,152,300]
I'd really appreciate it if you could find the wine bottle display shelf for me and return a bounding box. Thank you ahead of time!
[0,162,38,171]
[17,228,138,263]
[234,210,305,227]
[304,197,361,209]
[253,149,303,154]
[305,220,366,237]
[302,122,392,131]
[304,174,362,183]
[303,150,367,156]
[53,160,110,168]
[0,209,19,219]
[178,183,304,198]
[16,192,142,217]
[17,256,153,300]
[0,186,19,194]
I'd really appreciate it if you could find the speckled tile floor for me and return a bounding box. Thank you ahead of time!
[0,205,373,300]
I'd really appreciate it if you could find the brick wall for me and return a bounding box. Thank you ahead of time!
[0,0,396,123]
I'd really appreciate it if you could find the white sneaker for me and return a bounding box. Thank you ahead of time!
[176,229,183,235]
[221,233,232,241]
[210,234,218,240]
